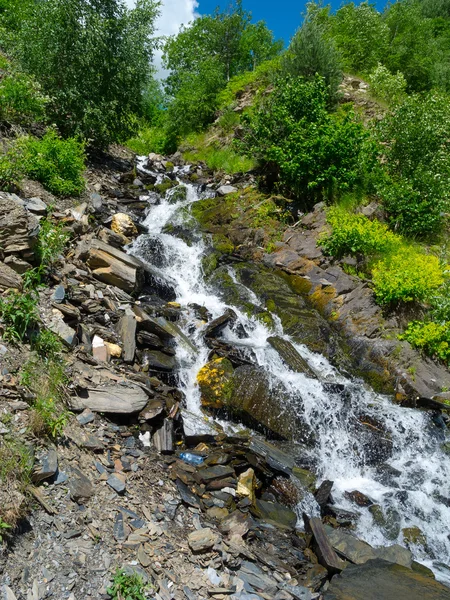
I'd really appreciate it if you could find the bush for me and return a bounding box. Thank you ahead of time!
[318,207,401,257]
[37,216,70,265]
[184,137,255,174]
[0,69,48,125]
[376,91,450,236]
[372,251,444,305]
[126,124,176,156]
[107,569,150,600]
[240,75,369,207]
[0,148,22,191]
[368,63,407,105]
[31,329,63,360]
[18,130,85,196]
[401,320,450,364]
[0,288,39,341]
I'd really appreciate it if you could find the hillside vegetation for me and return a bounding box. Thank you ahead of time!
[0,0,449,366]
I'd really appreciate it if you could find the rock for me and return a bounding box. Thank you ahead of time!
[196,465,235,483]
[117,311,136,364]
[176,479,202,509]
[25,197,47,215]
[51,284,65,303]
[236,468,256,505]
[324,526,378,564]
[32,449,58,483]
[47,314,77,347]
[314,480,334,507]
[217,185,237,196]
[111,213,138,238]
[107,474,126,494]
[251,499,297,531]
[0,262,22,291]
[402,526,427,549]
[76,408,95,425]
[1,585,17,600]
[304,516,347,574]
[219,511,254,537]
[249,438,295,475]
[279,585,312,600]
[91,192,103,212]
[324,559,450,599]
[238,561,278,592]
[68,467,94,502]
[204,309,237,338]
[267,336,317,378]
[188,528,220,552]
[323,505,359,527]
[71,202,88,221]
[180,408,218,443]
[132,306,176,341]
[376,545,412,568]
[76,238,144,294]
[141,349,176,372]
[70,382,149,414]
[104,341,122,358]
[0,192,39,257]
[92,335,109,362]
[153,419,174,453]
[344,490,373,507]
[4,255,30,274]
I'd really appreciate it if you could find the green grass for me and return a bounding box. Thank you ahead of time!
[183,134,255,174]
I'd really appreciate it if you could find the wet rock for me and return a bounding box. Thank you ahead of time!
[376,545,412,568]
[0,262,22,291]
[314,480,333,508]
[132,307,175,341]
[369,505,401,540]
[323,505,359,527]
[117,311,136,364]
[204,309,237,338]
[111,213,138,238]
[292,467,316,491]
[141,350,176,372]
[32,449,58,483]
[269,476,300,508]
[197,357,234,409]
[267,337,317,378]
[251,499,297,531]
[344,490,373,507]
[304,516,347,574]
[324,559,450,600]
[70,382,149,414]
[188,527,220,553]
[181,408,218,443]
[249,438,294,475]
[402,526,427,549]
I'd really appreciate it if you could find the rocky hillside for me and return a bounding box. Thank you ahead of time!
[0,147,449,600]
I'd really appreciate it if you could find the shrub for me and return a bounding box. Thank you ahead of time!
[107,569,150,600]
[37,216,70,265]
[31,329,63,360]
[126,124,176,156]
[430,280,450,324]
[18,130,85,196]
[0,69,48,125]
[401,320,450,364]
[318,207,401,257]
[0,288,39,341]
[368,63,407,105]
[372,251,444,305]
[184,141,255,174]
[376,91,450,236]
[0,148,22,191]
[240,75,369,207]
[0,436,33,529]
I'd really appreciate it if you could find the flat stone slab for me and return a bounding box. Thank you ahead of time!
[70,382,148,414]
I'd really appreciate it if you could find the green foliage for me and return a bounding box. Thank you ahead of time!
[37,216,70,265]
[401,320,450,363]
[31,329,63,360]
[328,2,389,73]
[376,91,450,236]
[184,135,256,174]
[18,130,85,196]
[371,251,444,305]
[283,6,342,103]
[318,207,401,257]
[107,569,150,600]
[240,75,369,207]
[162,0,282,138]
[13,0,160,147]
[0,288,39,341]
[0,147,22,191]
[0,68,48,125]
[430,280,450,323]
[21,357,70,439]
[368,63,407,105]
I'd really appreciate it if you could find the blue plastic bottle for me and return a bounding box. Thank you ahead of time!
[179,452,204,466]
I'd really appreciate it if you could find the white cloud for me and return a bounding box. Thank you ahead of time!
[125,0,200,78]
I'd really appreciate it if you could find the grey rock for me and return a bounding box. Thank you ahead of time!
[181,408,218,443]
[1,585,17,600]
[0,262,22,291]
[267,336,317,379]
[0,192,39,256]
[25,197,47,215]
[107,474,126,494]
[70,382,149,414]
[217,185,237,196]
[117,311,136,364]
[141,349,176,372]
[68,468,94,501]
[51,284,65,303]
[76,408,95,425]
[90,192,103,212]
[47,316,77,347]
[32,449,58,483]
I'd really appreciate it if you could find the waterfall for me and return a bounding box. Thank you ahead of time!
[129,159,450,583]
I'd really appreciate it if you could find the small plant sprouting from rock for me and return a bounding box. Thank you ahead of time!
[0,287,39,342]
[107,569,151,600]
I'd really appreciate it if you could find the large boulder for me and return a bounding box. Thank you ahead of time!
[324,559,450,600]
[0,192,39,260]
[76,238,145,294]
[70,382,149,414]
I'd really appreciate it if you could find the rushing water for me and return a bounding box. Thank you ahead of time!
[129,160,450,583]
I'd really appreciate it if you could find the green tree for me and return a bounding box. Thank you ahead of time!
[240,75,369,207]
[282,4,342,103]
[328,2,389,73]
[13,0,160,147]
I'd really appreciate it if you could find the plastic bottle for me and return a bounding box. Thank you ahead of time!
[179,452,204,466]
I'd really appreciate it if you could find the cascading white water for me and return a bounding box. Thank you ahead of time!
[130,160,450,583]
